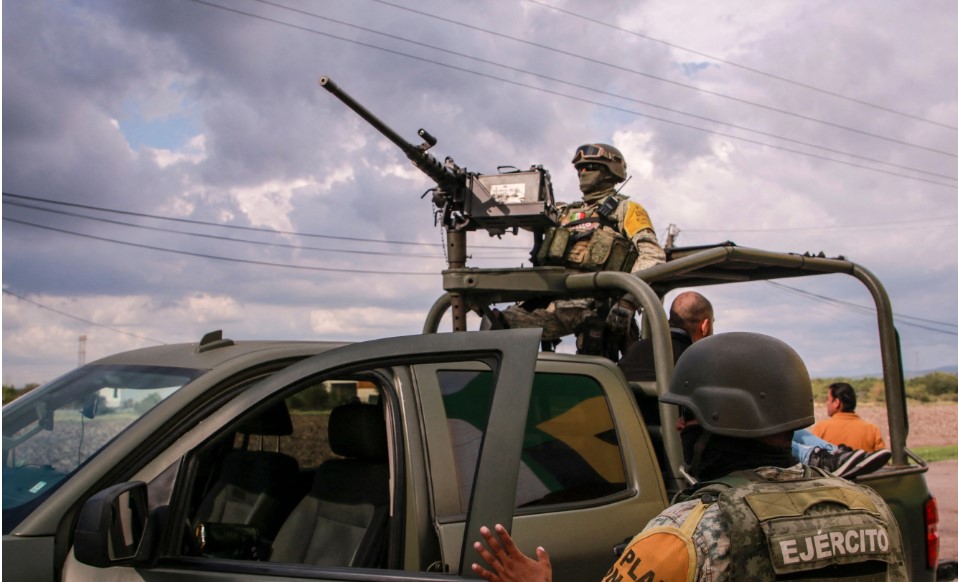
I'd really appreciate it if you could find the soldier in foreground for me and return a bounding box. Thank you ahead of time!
[472,332,906,581]
[490,143,665,357]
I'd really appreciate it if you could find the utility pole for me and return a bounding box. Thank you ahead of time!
[78,334,87,367]
[664,223,681,250]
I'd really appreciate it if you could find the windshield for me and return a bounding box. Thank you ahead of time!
[2,364,203,531]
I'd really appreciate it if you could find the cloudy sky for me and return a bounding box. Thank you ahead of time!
[4,0,957,386]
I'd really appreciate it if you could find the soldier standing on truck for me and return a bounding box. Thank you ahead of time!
[488,143,666,357]
[472,332,907,581]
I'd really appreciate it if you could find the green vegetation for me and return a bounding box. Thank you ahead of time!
[911,445,958,463]
[811,371,958,404]
[2,383,39,405]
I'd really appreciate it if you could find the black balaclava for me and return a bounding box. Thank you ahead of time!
[578,167,619,203]
[682,427,795,483]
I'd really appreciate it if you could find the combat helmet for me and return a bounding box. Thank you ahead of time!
[661,332,815,439]
[571,143,627,182]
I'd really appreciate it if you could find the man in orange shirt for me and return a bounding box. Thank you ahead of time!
[811,382,886,452]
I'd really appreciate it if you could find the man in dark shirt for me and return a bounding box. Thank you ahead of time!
[617,291,713,381]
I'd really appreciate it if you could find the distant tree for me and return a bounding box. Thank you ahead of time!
[133,392,164,415]
[906,382,932,403]
[917,372,958,396]
[868,382,886,403]
[2,385,18,405]
[811,377,882,403]
[810,372,958,404]
[2,383,39,405]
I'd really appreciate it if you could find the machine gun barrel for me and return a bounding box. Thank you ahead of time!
[319,75,458,190]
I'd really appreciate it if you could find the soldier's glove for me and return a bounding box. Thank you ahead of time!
[605,300,636,336]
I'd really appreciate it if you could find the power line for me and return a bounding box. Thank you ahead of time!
[324,2,958,183]
[258,0,958,177]
[1,192,528,251]
[2,199,528,260]
[2,289,167,344]
[526,0,958,132]
[10,192,953,239]
[765,281,958,336]
[363,0,957,157]
[3,216,437,276]
[180,0,958,190]
[682,216,958,234]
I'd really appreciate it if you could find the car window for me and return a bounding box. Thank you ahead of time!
[2,364,202,530]
[438,370,626,514]
[176,376,394,568]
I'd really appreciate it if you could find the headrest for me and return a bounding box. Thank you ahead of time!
[329,402,387,461]
[238,401,294,436]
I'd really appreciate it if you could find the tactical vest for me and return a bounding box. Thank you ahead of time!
[677,467,907,580]
[536,195,637,272]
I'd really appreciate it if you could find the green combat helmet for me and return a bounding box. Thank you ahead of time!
[661,332,815,439]
[571,143,627,183]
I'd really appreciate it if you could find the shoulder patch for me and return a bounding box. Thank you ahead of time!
[623,203,654,238]
[603,528,695,582]
[603,502,707,582]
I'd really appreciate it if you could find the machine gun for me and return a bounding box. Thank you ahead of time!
[319,76,557,237]
[320,76,558,330]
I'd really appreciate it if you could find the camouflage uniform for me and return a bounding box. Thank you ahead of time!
[501,188,665,342]
[603,465,907,581]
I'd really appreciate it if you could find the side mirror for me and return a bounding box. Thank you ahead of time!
[74,481,148,568]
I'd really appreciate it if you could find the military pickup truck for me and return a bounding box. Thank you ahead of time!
[1,243,943,581]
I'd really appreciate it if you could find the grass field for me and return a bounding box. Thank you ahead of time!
[912,445,958,462]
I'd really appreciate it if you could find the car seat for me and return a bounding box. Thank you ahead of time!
[269,401,389,567]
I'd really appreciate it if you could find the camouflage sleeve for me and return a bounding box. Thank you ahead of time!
[639,501,731,581]
[630,230,666,272]
[618,201,665,272]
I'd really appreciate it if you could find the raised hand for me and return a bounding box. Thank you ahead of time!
[471,524,552,582]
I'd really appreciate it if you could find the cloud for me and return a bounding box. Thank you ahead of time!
[151,134,208,168]
[4,0,956,385]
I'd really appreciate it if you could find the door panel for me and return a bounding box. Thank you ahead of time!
[67,329,541,581]
[421,360,653,581]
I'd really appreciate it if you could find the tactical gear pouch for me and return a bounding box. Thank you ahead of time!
[536,212,634,272]
[582,228,614,270]
[606,235,638,272]
[537,227,570,266]
[760,507,893,577]
[582,229,636,272]
[692,471,904,580]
